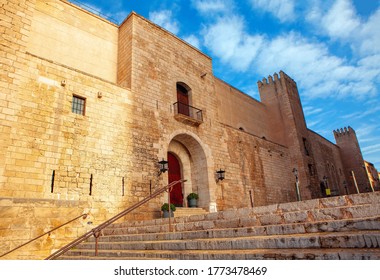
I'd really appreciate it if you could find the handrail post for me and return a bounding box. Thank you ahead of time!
[168,186,172,232]
[93,230,101,256]
[95,236,98,256]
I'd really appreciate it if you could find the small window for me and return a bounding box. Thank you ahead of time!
[72,95,86,115]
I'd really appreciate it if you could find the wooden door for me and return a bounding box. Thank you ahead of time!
[168,152,183,207]
[177,84,190,116]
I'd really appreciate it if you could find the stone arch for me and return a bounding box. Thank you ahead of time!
[166,130,215,211]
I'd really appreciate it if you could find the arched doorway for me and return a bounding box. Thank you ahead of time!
[167,132,213,210]
[168,152,183,206]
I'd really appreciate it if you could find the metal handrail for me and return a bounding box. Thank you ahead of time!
[173,102,203,122]
[0,213,88,258]
[45,179,185,260]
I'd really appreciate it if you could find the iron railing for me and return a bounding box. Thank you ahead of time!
[68,0,120,24]
[45,179,186,260]
[173,102,203,122]
[0,213,88,258]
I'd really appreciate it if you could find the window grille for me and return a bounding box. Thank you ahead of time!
[72,95,86,115]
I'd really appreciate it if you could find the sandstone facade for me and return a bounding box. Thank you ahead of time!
[0,0,375,259]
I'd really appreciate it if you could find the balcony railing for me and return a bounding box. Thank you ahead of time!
[173,102,203,126]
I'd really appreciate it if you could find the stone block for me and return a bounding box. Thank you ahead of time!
[214,219,240,229]
[349,192,380,205]
[320,196,348,208]
[258,214,283,225]
[221,209,239,220]
[279,199,320,213]
[283,211,308,223]
[239,217,259,227]
[200,221,215,230]
[363,234,380,248]
[251,204,278,215]
[312,208,345,221]
[346,204,380,218]
[320,233,366,248]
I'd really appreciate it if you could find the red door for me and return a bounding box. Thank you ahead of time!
[168,152,183,207]
[177,84,190,116]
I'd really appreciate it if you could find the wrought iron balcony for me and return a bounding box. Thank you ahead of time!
[173,102,203,126]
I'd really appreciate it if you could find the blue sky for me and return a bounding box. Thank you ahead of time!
[73,0,380,169]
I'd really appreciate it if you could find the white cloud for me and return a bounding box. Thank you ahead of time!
[359,9,380,56]
[202,15,264,71]
[192,0,233,14]
[355,124,379,139]
[256,32,378,99]
[320,0,360,40]
[362,144,380,154]
[303,106,323,116]
[182,34,201,49]
[149,10,179,34]
[250,0,296,22]
[307,0,380,57]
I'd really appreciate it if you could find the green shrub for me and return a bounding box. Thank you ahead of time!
[161,203,176,212]
[187,193,199,200]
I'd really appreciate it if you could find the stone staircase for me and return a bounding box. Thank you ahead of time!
[57,192,380,260]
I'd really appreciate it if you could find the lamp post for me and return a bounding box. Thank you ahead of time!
[351,170,360,194]
[363,164,374,192]
[293,168,301,201]
[158,158,173,231]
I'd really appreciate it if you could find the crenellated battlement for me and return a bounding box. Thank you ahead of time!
[257,70,298,89]
[333,126,356,138]
[257,72,280,87]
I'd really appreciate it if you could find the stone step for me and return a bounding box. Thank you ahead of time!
[116,192,380,227]
[174,207,208,217]
[88,216,380,243]
[73,231,380,252]
[102,204,380,236]
[59,247,380,260]
[109,192,380,230]
[57,193,380,260]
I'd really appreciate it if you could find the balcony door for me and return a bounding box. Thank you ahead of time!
[177,84,190,116]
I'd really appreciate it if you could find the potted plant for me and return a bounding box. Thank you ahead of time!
[161,203,176,218]
[187,192,199,208]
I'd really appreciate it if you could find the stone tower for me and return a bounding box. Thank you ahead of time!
[258,71,319,200]
[334,127,369,193]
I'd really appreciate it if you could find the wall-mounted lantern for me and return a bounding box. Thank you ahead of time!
[158,158,168,175]
[216,169,225,182]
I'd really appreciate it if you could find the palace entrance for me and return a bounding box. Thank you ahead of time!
[167,132,212,209]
